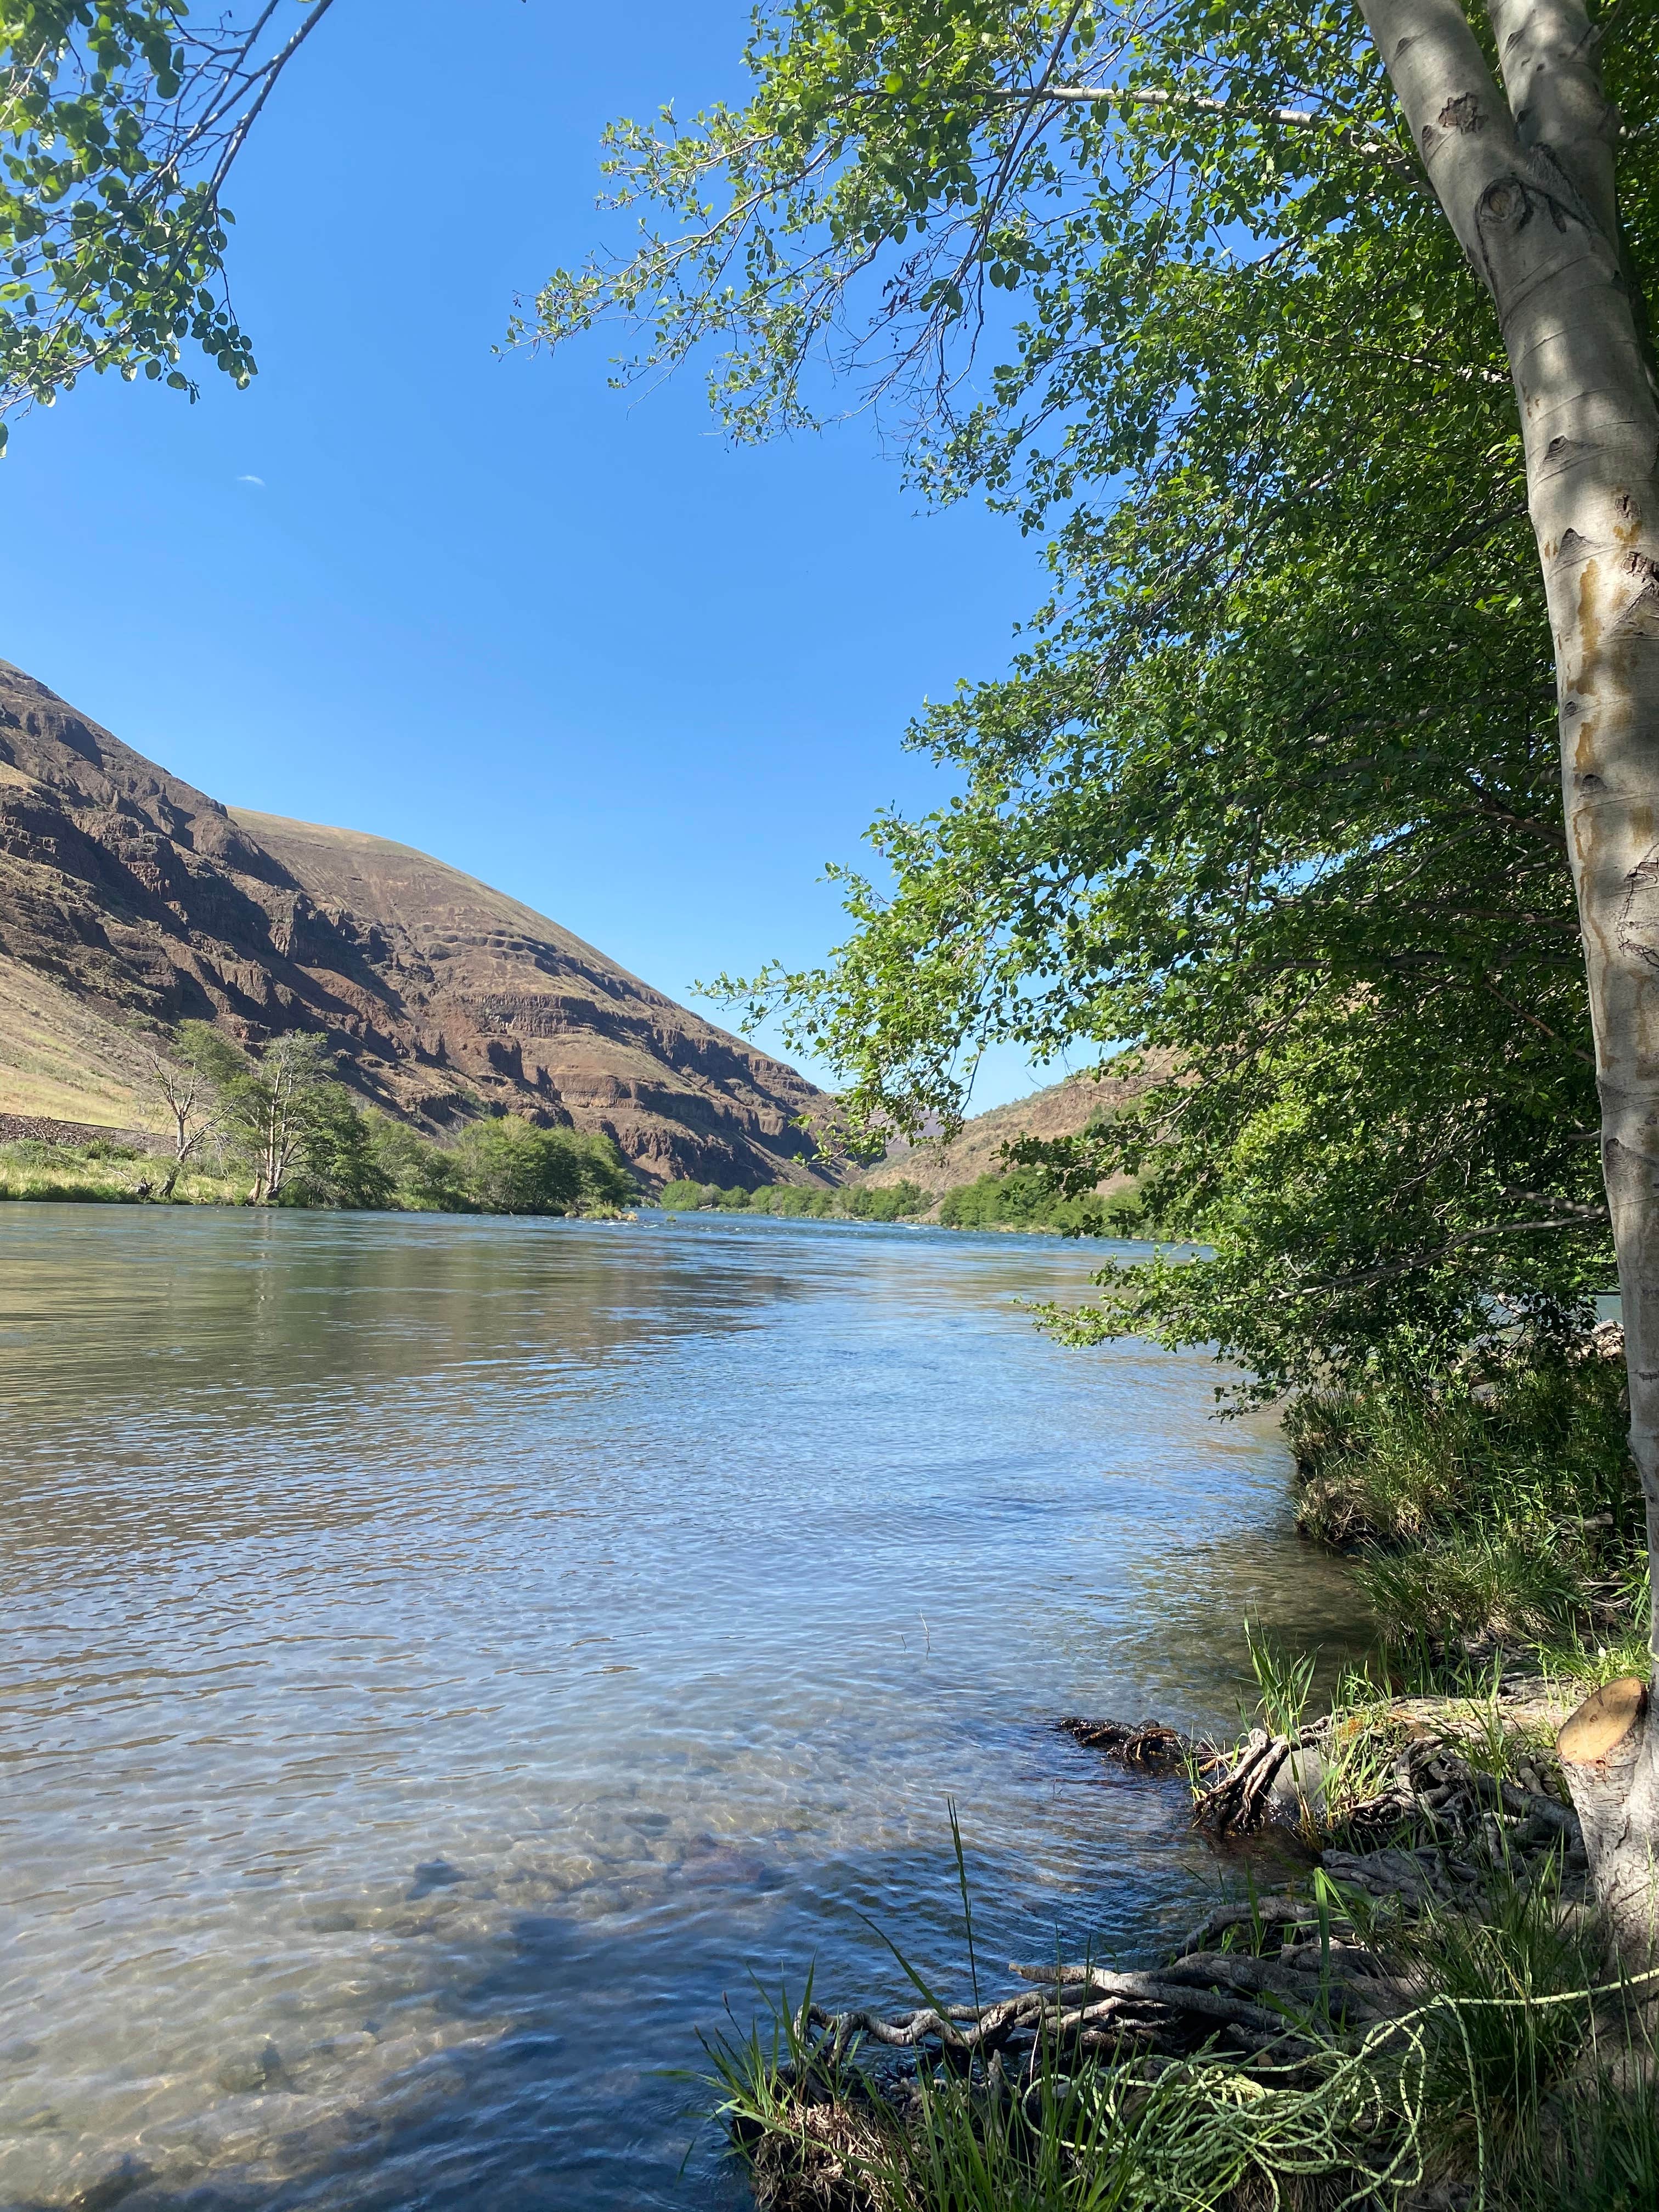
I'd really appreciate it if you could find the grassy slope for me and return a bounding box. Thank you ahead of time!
[0,1141,247,1204]
[0,955,157,1127]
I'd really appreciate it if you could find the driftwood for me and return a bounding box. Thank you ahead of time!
[1191,1727,1309,1835]
[809,1962,1325,2072]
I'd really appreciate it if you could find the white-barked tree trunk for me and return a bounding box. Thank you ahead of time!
[1357,0,1659,1950]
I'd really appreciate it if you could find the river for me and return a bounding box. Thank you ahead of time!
[0,1206,1361,2211]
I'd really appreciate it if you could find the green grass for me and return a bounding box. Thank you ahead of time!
[1392,1860,1605,2179]
[1286,1355,1644,1672]
[0,1139,248,1204]
[705,1999,1426,2212]
[708,1854,1659,2212]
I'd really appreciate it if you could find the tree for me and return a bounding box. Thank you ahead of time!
[368,1115,471,1212]
[0,1,335,442]
[143,1015,239,1192]
[570,1128,637,1209]
[660,1177,714,1210]
[212,1028,347,1204]
[543,4,1659,1940]
[844,1177,930,1220]
[289,1075,394,1209]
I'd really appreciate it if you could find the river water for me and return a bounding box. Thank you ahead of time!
[0,1206,1361,2212]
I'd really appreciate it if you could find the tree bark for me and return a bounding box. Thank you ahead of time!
[1359,0,1659,1950]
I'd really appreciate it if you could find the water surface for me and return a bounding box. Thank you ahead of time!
[0,1207,1362,2211]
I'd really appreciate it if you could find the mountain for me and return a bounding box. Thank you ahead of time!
[0,663,832,1188]
[853,1064,1162,1206]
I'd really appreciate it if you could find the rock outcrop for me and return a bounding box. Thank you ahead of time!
[0,662,833,1188]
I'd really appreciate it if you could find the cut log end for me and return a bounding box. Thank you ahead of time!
[1558,1675,1649,1766]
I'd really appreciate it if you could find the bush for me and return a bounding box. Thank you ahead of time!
[567,1131,636,1209]
[1290,1356,1633,1548]
[456,1118,632,1216]
[368,1118,471,1211]
[764,1184,837,1216]
[842,1178,930,1222]
[1289,1352,1641,1666]
[77,1136,142,1162]
[933,1167,1139,1235]
[660,1178,712,1211]
[283,1082,395,1209]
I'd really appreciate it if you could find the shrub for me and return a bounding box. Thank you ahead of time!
[568,1131,636,1209]
[369,1117,471,1211]
[283,1082,395,1209]
[660,1178,712,1211]
[1290,1357,1633,1548]
[937,1166,1136,1235]
[1289,1352,1640,1664]
[842,1178,930,1222]
[765,1184,836,1216]
[456,1118,631,1216]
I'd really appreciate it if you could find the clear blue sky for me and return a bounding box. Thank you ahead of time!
[3,0,1069,1109]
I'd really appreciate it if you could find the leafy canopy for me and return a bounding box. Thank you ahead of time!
[542,0,1656,1392]
[0,1,332,443]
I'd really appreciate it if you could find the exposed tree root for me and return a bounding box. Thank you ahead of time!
[726,1697,1598,2209]
[1056,1716,1202,1771]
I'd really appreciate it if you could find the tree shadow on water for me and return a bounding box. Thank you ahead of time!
[11,1893,758,2212]
[12,1787,1215,2212]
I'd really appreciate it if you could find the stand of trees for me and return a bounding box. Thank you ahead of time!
[150,1022,634,1215]
[937,1168,1138,1237]
[658,1177,933,1221]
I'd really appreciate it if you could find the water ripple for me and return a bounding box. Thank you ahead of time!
[0,1207,1363,2211]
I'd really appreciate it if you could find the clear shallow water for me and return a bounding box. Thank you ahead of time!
[0,1207,1363,2212]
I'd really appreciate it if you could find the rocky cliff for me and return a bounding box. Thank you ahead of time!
[0,662,833,1188]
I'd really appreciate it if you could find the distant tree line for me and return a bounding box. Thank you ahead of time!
[658,1177,932,1223]
[938,1169,1141,1238]
[656,1170,1135,1235]
[151,1023,634,1215]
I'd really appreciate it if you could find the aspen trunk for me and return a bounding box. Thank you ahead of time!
[1359,0,1659,1949]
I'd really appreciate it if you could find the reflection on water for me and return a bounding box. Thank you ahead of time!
[0,1208,1363,2211]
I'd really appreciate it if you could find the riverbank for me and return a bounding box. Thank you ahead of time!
[718,1678,1652,2211]
[0,1137,250,1204]
[712,1342,1653,2211]
[0,1133,639,1216]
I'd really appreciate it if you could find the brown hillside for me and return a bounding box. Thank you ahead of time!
[854,1063,1163,1202]
[0,662,832,1188]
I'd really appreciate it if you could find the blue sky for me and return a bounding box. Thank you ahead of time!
[3,0,1073,1109]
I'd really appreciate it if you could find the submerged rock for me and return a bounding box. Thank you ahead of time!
[215,2040,287,2096]
[70,2154,153,2212]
